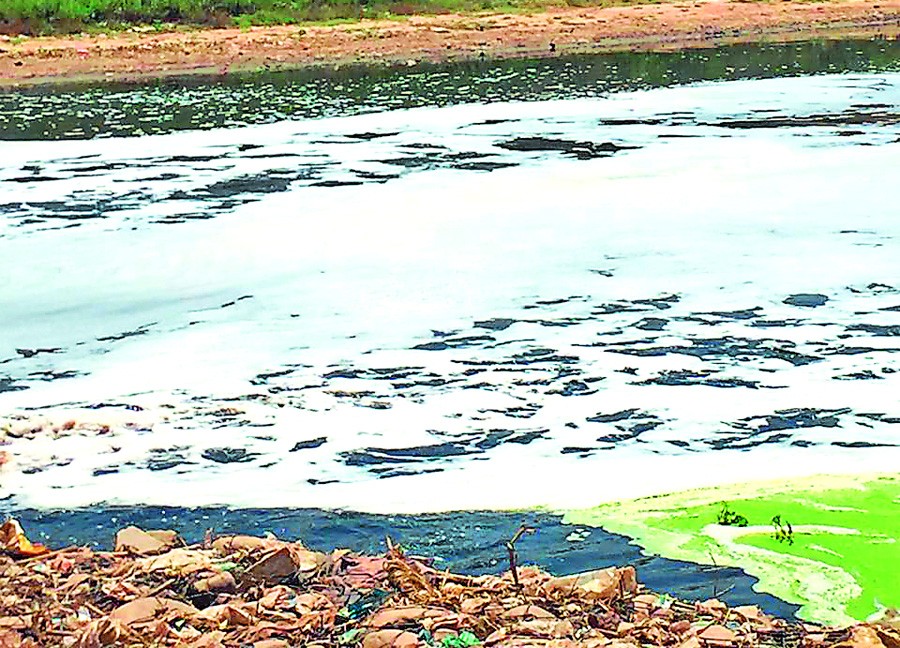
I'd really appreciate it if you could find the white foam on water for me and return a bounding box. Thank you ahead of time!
[1,73,899,512]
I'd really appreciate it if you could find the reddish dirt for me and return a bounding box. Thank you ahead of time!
[1,0,899,87]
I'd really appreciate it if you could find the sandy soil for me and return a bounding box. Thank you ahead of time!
[1,0,899,87]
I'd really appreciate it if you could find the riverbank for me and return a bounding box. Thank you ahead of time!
[1,519,897,647]
[1,0,900,87]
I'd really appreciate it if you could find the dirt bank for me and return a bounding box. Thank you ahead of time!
[1,0,899,87]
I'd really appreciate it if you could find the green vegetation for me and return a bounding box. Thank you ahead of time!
[717,502,749,527]
[442,631,481,647]
[0,0,651,34]
[770,514,794,545]
[564,474,900,625]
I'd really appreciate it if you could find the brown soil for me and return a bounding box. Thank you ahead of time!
[1,0,899,87]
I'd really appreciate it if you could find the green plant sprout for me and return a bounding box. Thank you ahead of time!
[716,502,748,527]
[442,631,480,647]
[771,515,794,545]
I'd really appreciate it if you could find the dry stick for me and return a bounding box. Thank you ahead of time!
[145,576,177,597]
[17,544,79,563]
[83,601,106,617]
[505,525,536,589]
[708,549,720,599]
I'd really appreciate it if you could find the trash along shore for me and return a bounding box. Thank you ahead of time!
[1,518,897,648]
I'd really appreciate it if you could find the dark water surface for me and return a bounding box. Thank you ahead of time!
[2,38,900,140]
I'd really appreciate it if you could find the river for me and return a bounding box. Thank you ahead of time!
[1,39,899,614]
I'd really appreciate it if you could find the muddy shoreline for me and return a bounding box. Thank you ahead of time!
[1,0,900,88]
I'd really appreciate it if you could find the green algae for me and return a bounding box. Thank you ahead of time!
[564,473,900,625]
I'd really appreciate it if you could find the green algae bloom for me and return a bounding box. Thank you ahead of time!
[564,473,900,625]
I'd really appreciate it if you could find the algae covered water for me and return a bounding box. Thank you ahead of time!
[1,39,899,612]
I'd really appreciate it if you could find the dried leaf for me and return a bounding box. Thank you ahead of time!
[114,526,177,555]
[109,596,198,626]
[193,571,237,593]
[368,605,452,628]
[698,624,737,645]
[0,518,49,558]
[212,535,284,554]
[244,547,298,585]
[502,604,557,620]
[545,567,636,601]
[834,626,890,648]
[362,628,422,648]
[140,548,213,573]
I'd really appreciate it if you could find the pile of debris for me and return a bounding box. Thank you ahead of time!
[0,518,897,648]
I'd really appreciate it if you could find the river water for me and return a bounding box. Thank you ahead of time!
[1,39,899,611]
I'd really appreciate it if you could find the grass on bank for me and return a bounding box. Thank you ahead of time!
[0,0,658,34]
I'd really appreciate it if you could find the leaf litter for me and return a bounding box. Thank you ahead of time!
[0,517,897,648]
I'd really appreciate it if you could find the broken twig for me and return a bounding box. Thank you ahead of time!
[506,524,536,588]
